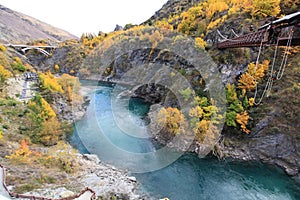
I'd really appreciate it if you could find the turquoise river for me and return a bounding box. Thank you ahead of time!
[71,81,300,200]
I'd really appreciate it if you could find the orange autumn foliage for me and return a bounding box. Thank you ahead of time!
[236,111,250,134]
[238,60,269,92]
[6,140,32,163]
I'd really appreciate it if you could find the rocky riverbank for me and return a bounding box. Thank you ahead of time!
[73,153,140,199]
[15,153,140,199]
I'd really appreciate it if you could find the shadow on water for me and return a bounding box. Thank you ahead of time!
[70,81,300,200]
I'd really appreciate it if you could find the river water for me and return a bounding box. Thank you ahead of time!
[71,81,300,200]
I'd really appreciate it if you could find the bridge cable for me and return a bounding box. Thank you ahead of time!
[276,26,294,80]
[231,29,240,37]
[253,26,294,105]
[264,31,282,98]
[216,29,229,41]
[253,31,270,105]
[217,29,255,43]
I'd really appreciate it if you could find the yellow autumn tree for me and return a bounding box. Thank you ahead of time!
[158,107,186,137]
[0,45,6,52]
[236,111,250,134]
[195,37,207,50]
[251,0,280,18]
[249,98,255,106]
[27,95,56,121]
[41,97,56,120]
[238,60,269,92]
[189,106,204,119]
[0,64,11,84]
[189,96,223,143]
[204,0,229,21]
[238,72,256,92]
[192,119,219,143]
[57,73,82,103]
[39,118,62,146]
[38,71,64,93]
[155,20,174,30]
[247,60,269,80]
[178,6,205,35]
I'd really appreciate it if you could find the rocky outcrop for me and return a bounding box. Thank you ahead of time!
[47,91,89,123]
[219,132,299,176]
[76,154,140,199]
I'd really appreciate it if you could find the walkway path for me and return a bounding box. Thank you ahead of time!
[20,81,27,99]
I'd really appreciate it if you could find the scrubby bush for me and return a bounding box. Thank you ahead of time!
[0,45,6,52]
[0,64,11,84]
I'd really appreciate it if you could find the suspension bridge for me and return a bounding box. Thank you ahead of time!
[217,11,300,49]
[217,11,300,105]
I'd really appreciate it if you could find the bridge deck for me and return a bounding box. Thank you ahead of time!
[217,36,300,49]
[5,44,57,48]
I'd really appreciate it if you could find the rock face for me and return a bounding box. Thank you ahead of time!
[49,91,90,123]
[0,4,77,43]
[84,47,205,105]
[220,132,299,176]
[34,41,86,74]
[76,154,139,199]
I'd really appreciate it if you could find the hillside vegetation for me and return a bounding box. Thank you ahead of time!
[0,45,87,193]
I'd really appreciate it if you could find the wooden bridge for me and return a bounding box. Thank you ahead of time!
[5,44,57,56]
[217,11,300,49]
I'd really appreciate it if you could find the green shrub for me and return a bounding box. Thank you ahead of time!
[12,62,26,72]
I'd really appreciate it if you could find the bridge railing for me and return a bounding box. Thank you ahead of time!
[217,30,267,49]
